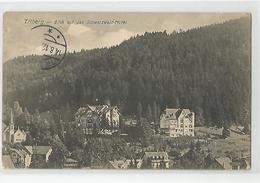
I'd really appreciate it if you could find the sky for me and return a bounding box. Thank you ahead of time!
[3,12,249,62]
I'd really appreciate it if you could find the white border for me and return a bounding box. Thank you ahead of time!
[0,1,259,183]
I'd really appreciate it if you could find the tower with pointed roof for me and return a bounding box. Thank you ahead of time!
[9,108,15,142]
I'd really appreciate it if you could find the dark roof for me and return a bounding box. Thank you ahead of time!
[76,104,119,117]
[165,108,192,119]
[9,148,27,157]
[28,146,52,155]
[175,109,182,119]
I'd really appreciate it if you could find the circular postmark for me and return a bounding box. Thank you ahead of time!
[32,25,67,70]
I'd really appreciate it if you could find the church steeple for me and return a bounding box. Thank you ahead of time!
[9,108,15,143]
[10,108,14,124]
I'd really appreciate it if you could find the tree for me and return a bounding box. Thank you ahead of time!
[140,118,153,146]
[3,17,251,129]
[30,154,46,168]
[147,104,152,122]
[137,102,143,120]
[47,135,70,168]
[240,103,250,134]
[153,101,158,124]
[204,153,214,169]
[195,107,205,126]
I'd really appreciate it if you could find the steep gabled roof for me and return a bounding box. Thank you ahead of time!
[164,108,178,120]
[25,146,52,155]
[87,105,96,111]
[175,109,182,119]
[14,127,26,136]
[9,148,27,157]
[77,104,119,118]
[215,157,232,170]
[165,108,192,119]
[108,160,129,169]
[24,146,33,155]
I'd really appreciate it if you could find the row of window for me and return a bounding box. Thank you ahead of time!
[171,125,193,128]
[172,129,193,132]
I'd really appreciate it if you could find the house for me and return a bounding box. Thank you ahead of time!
[103,106,120,128]
[75,104,120,135]
[63,158,79,168]
[230,157,251,170]
[109,160,130,169]
[122,116,138,127]
[3,109,26,144]
[195,126,223,138]
[213,157,232,170]
[160,108,195,137]
[9,147,32,168]
[239,157,251,170]
[13,127,27,143]
[75,106,101,135]
[108,159,142,169]
[25,146,52,163]
[90,159,115,169]
[142,152,170,169]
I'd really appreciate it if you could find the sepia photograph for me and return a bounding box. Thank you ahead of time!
[2,12,251,170]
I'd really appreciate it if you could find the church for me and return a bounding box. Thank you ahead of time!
[3,109,26,144]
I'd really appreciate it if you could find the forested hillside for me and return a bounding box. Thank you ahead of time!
[3,17,251,127]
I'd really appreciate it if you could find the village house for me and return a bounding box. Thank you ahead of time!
[122,116,138,127]
[142,152,170,169]
[3,109,26,144]
[75,104,120,135]
[108,159,142,169]
[160,108,195,137]
[25,146,52,163]
[63,158,79,168]
[7,145,52,168]
[195,126,223,138]
[9,147,32,168]
[211,157,233,170]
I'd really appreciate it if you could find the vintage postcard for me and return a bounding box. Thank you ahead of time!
[2,12,251,170]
